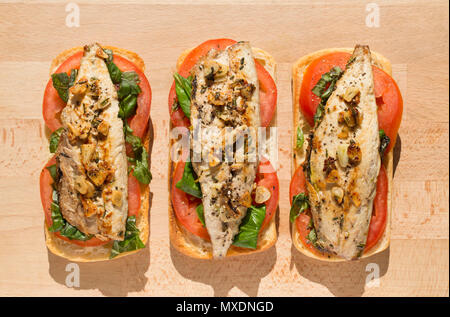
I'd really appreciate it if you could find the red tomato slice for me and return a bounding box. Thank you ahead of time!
[289,165,307,204]
[299,52,403,151]
[42,51,83,132]
[373,67,403,152]
[171,159,279,240]
[256,61,278,127]
[127,174,141,217]
[42,51,151,139]
[289,164,388,255]
[171,160,209,240]
[254,158,279,231]
[295,212,326,256]
[168,81,191,128]
[299,52,350,127]
[39,156,142,246]
[289,166,325,256]
[168,38,277,128]
[365,164,388,251]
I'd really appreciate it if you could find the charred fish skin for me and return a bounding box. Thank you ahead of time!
[308,45,380,260]
[190,42,260,258]
[56,43,128,241]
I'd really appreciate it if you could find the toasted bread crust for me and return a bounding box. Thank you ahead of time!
[169,45,278,259]
[49,45,145,75]
[291,47,393,261]
[44,45,150,262]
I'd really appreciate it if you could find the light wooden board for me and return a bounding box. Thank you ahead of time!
[0,0,448,297]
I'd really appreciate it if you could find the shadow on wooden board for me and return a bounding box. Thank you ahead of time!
[46,119,155,296]
[290,245,390,296]
[170,244,277,296]
[47,243,150,296]
[393,135,402,177]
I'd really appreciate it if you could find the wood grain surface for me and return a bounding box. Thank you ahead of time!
[0,0,448,297]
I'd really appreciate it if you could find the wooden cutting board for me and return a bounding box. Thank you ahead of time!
[0,0,448,297]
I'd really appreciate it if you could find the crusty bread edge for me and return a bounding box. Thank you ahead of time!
[44,45,150,262]
[168,45,278,259]
[290,47,393,262]
[49,45,145,75]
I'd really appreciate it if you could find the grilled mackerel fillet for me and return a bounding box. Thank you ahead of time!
[307,45,380,259]
[190,42,260,258]
[56,43,128,241]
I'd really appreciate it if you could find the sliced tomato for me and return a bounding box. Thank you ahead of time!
[299,52,350,127]
[295,212,326,256]
[42,51,151,139]
[42,51,83,132]
[299,52,403,151]
[289,166,325,256]
[255,61,277,127]
[365,164,388,251]
[289,164,388,255]
[171,160,209,240]
[168,81,191,128]
[254,159,279,230]
[373,67,403,152]
[171,159,279,240]
[168,38,277,128]
[127,174,141,217]
[289,165,307,204]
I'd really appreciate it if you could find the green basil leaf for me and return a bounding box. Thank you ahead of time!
[306,228,318,245]
[133,147,152,185]
[124,124,143,153]
[59,223,92,241]
[313,102,325,125]
[119,94,138,119]
[118,71,141,100]
[311,66,343,125]
[296,126,304,149]
[46,164,59,183]
[51,73,70,103]
[232,205,266,249]
[110,216,145,259]
[48,201,64,232]
[51,69,78,103]
[123,123,151,185]
[107,62,122,84]
[379,129,390,155]
[173,73,192,118]
[196,204,205,227]
[175,161,202,198]
[49,127,64,153]
[104,49,122,84]
[289,193,309,223]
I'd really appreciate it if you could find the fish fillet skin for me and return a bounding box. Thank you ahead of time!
[308,45,380,260]
[190,42,260,258]
[57,43,128,241]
